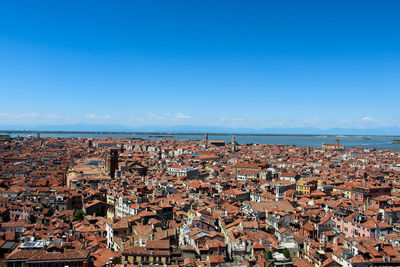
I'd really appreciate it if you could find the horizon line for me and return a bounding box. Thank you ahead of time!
[1,129,400,138]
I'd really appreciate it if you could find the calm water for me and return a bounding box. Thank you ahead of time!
[2,132,400,151]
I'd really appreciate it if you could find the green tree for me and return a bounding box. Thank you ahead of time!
[266,250,273,260]
[73,209,86,221]
[282,248,291,259]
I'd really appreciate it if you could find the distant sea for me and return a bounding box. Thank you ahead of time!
[1,131,400,151]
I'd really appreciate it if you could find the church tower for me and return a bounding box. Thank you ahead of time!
[275,182,284,201]
[158,146,162,160]
[204,133,208,149]
[231,135,236,152]
[106,149,119,178]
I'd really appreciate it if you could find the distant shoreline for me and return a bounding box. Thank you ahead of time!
[0,130,399,138]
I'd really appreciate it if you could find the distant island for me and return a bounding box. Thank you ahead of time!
[393,140,400,144]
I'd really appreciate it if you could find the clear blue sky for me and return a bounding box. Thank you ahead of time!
[0,0,399,130]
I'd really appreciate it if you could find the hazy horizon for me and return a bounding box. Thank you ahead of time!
[2,123,400,136]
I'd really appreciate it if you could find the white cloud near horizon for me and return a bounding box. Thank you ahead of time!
[362,116,377,122]
[85,114,97,119]
[85,114,112,120]
[175,113,191,119]
[14,113,38,118]
[1,112,400,131]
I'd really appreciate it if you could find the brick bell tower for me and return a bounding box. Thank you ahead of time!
[106,149,119,178]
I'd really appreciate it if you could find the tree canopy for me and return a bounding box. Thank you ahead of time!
[73,209,86,221]
[283,248,291,259]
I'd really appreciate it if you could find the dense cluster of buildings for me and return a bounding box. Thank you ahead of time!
[1,133,400,267]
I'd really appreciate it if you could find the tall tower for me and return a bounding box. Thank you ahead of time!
[204,133,208,149]
[231,135,236,152]
[158,146,162,160]
[275,182,284,201]
[106,149,119,178]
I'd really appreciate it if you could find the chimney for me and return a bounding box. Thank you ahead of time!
[336,139,339,145]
